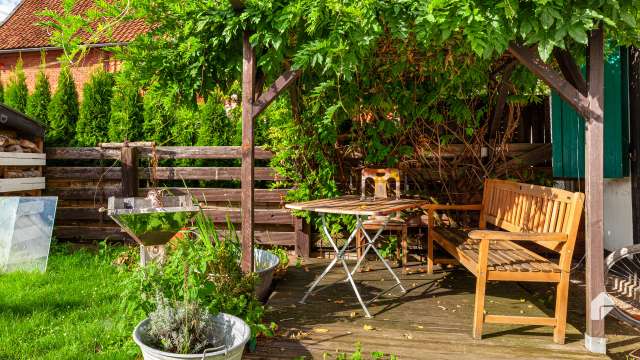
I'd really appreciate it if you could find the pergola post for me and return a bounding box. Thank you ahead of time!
[584,27,606,353]
[508,26,607,353]
[241,30,256,273]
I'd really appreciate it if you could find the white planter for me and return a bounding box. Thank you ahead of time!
[133,313,250,360]
[254,249,280,302]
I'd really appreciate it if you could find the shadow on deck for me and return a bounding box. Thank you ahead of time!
[246,258,640,359]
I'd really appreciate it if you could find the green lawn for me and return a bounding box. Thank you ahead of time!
[0,244,138,360]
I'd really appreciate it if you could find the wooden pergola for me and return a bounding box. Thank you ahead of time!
[232,0,611,350]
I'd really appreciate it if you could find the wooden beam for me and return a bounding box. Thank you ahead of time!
[553,48,588,95]
[508,43,591,119]
[241,30,256,273]
[252,70,301,118]
[584,26,606,353]
[629,46,640,245]
[120,146,138,197]
[488,61,516,139]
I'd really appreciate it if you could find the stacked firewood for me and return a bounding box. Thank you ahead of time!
[0,135,40,153]
[0,133,42,179]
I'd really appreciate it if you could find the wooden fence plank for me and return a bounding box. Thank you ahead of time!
[54,225,296,245]
[139,167,280,181]
[137,146,273,160]
[46,167,122,180]
[138,187,288,203]
[46,147,121,160]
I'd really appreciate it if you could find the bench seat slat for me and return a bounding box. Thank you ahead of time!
[431,227,561,274]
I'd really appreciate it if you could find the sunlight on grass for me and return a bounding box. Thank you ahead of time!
[0,244,137,359]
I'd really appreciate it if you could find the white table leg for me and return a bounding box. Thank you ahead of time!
[299,214,362,304]
[356,215,406,293]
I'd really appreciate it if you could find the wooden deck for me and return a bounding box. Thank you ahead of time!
[246,258,640,359]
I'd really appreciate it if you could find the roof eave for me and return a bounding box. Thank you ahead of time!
[0,41,129,54]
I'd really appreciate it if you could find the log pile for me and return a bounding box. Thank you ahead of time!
[0,134,40,153]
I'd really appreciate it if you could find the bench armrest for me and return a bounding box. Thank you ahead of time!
[421,204,483,211]
[468,230,568,242]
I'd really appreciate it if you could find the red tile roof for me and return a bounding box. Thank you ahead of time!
[0,0,148,50]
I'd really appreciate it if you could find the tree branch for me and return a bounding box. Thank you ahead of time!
[508,43,591,119]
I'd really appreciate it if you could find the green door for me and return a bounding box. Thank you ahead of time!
[551,47,630,178]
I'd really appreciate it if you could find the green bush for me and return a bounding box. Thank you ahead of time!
[197,94,233,147]
[75,69,114,146]
[26,68,51,124]
[0,73,4,103]
[108,75,144,142]
[4,58,28,113]
[142,86,173,144]
[47,66,79,146]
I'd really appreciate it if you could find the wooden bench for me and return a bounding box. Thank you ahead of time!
[425,179,584,344]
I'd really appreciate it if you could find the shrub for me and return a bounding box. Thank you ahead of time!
[47,66,79,146]
[108,75,144,142]
[142,86,172,144]
[4,58,28,113]
[196,94,233,147]
[75,69,114,146]
[26,68,51,124]
[0,73,4,103]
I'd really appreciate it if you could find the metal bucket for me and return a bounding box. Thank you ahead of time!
[133,313,250,360]
[254,249,280,302]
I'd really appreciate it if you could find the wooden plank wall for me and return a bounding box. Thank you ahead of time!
[45,146,310,257]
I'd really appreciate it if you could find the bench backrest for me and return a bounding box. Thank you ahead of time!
[480,179,585,256]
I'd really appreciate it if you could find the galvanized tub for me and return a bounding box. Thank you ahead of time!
[254,249,280,302]
[133,312,250,360]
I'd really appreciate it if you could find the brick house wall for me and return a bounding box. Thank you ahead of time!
[0,47,120,99]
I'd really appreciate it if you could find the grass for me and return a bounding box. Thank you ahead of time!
[0,243,138,359]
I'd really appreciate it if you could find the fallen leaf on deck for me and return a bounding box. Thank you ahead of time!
[527,305,533,309]
[438,305,447,311]
[313,328,329,333]
[363,324,375,331]
[350,312,357,318]
[519,310,525,314]
[519,298,526,303]
[416,325,424,329]
[304,267,310,272]
[404,333,413,340]
[334,300,344,304]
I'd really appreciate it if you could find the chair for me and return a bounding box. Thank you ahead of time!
[356,168,409,270]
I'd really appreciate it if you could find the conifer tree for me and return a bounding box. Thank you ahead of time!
[47,66,79,145]
[4,58,29,112]
[75,69,114,146]
[26,66,51,124]
[108,75,144,142]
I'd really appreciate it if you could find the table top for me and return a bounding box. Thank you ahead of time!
[285,195,427,216]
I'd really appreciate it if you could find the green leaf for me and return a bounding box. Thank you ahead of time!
[621,12,637,28]
[540,9,554,29]
[568,25,588,44]
[538,41,554,61]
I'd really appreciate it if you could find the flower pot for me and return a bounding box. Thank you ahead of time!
[254,249,280,302]
[133,313,250,360]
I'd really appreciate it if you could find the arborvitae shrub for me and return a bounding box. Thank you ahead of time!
[108,75,144,142]
[197,94,232,147]
[47,67,79,146]
[4,58,29,113]
[75,69,114,146]
[171,105,199,146]
[26,69,51,124]
[142,86,172,144]
[0,73,4,103]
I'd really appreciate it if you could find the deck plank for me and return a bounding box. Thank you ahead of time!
[246,258,639,359]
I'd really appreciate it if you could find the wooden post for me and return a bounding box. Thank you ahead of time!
[241,30,256,273]
[121,145,138,198]
[294,217,310,258]
[630,46,640,245]
[584,26,606,354]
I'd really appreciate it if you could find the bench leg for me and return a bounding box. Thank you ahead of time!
[401,225,408,272]
[553,273,570,344]
[473,239,489,340]
[472,275,487,339]
[356,229,363,260]
[427,233,434,274]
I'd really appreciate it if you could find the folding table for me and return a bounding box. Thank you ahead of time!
[286,195,427,317]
